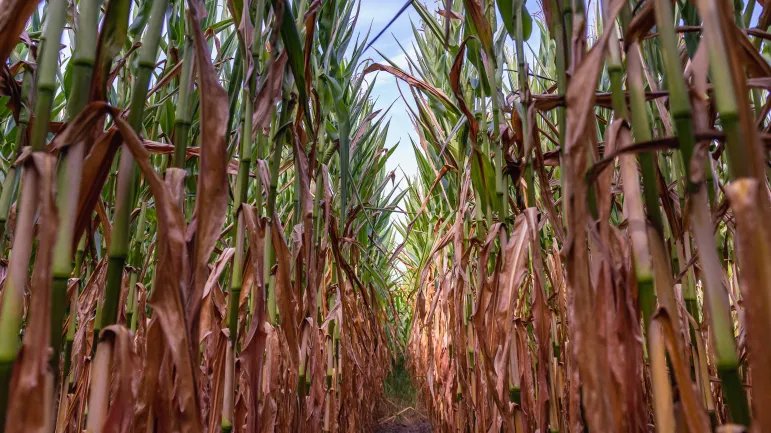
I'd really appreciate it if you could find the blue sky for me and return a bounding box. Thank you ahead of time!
[356,0,764,188]
[355,0,542,185]
[357,0,423,185]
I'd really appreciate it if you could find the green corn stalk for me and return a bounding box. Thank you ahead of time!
[101,0,170,331]
[173,32,196,170]
[0,63,32,247]
[126,201,147,331]
[49,0,102,392]
[548,0,568,231]
[514,0,533,210]
[0,0,68,426]
[653,0,750,423]
[251,1,266,219]
[265,94,294,325]
[621,21,660,331]
[86,1,171,422]
[598,1,659,363]
[223,3,266,427]
[321,74,351,231]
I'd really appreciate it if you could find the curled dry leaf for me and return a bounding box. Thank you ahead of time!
[0,0,40,64]
[185,0,230,344]
[6,153,58,433]
[363,63,457,112]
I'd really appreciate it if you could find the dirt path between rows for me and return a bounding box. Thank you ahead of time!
[373,420,432,433]
[375,357,432,432]
[373,406,432,432]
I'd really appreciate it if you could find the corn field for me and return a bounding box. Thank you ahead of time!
[0,0,403,430]
[0,0,771,431]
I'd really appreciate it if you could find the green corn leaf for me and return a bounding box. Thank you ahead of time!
[496,0,532,40]
[270,0,311,131]
[128,0,153,38]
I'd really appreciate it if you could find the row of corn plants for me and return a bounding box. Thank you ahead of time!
[392,0,771,431]
[0,0,406,431]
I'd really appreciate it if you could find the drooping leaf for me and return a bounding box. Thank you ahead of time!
[0,0,40,64]
[185,0,231,343]
[496,0,532,40]
[364,63,458,114]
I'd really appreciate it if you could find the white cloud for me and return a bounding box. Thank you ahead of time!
[390,44,416,71]
[358,0,410,26]
[355,0,424,180]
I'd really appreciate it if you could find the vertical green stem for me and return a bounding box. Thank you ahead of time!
[126,201,147,330]
[173,30,195,170]
[102,0,170,330]
[656,0,750,422]
[50,0,102,391]
[0,0,68,426]
[265,95,294,325]
[0,64,32,247]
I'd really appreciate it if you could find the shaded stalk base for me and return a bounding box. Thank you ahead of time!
[0,358,14,433]
[50,276,69,383]
[101,255,127,329]
[717,365,750,426]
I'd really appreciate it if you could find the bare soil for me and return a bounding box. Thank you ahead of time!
[373,420,433,433]
[373,404,432,432]
[375,358,432,432]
